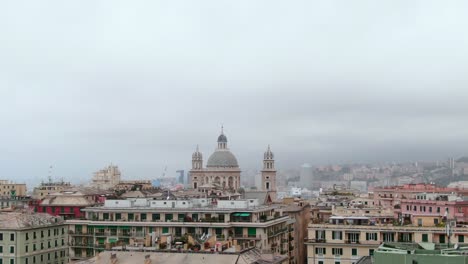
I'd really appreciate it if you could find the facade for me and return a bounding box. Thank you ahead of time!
[281,198,311,264]
[0,212,68,264]
[67,197,294,261]
[306,219,468,264]
[190,130,242,191]
[31,188,109,219]
[32,181,71,200]
[261,145,277,201]
[398,192,468,225]
[0,196,32,210]
[372,183,468,209]
[90,165,121,190]
[0,180,27,197]
[190,129,277,200]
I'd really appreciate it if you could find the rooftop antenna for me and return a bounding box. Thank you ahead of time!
[48,165,53,184]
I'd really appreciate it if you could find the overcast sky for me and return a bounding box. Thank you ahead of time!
[1,1,468,184]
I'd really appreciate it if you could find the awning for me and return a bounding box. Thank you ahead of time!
[233,213,251,217]
[108,238,118,243]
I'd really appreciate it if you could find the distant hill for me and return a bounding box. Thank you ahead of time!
[457,157,468,163]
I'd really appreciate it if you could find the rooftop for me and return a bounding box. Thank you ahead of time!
[72,248,287,264]
[0,212,64,229]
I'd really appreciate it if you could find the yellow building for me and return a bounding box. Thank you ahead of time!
[0,180,27,197]
[306,217,468,264]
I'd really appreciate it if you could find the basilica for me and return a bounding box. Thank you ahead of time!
[189,128,277,200]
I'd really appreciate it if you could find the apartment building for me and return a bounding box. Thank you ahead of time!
[398,192,468,225]
[306,216,468,264]
[0,212,68,264]
[0,181,26,197]
[67,198,294,261]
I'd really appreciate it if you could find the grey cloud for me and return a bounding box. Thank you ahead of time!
[1,0,468,185]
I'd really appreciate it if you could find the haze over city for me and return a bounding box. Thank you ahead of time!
[1,1,468,184]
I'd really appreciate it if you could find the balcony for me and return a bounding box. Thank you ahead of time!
[345,240,360,244]
[307,238,326,243]
[232,234,262,240]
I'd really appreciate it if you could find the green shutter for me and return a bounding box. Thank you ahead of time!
[422,234,428,242]
[248,227,256,236]
[162,227,169,233]
[459,235,465,243]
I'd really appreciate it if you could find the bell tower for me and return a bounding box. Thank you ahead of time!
[261,145,277,200]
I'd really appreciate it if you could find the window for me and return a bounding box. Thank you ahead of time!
[26,245,28,252]
[418,219,423,227]
[332,231,342,240]
[352,248,358,256]
[348,233,360,243]
[162,227,169,233]
[48,230,51,236]
[0,233,3,240]
[366,233,377,241]
[369,249,374,256]
[9,260,14,264]
[429,207,433,213]
[315,247,326,255]
[434,218,439,225]
[141,214,147,221]
[459,235,465,243]
[26,233,29,240]
[0,245,3,253]
[10,245,14,253]
[10,233,14,241]
[437,207,441,213]
[165,214,173,221]
[128,213,134,220]
[318,262,324,264]
[422,234,428,242]
[332,248,343,256]
[440,235,446,243]
[41,231,44,238]
[399,233,412,242]
[316,230,325,241]
[152,214,160,221]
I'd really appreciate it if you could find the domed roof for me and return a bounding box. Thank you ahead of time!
[218,134,227,143]
[207,150,239,168]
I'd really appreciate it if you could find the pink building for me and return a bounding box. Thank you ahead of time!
[372,183,468,208]
[399,195,468,225]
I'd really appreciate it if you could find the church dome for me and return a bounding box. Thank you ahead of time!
[218,134,227,143]
[206,149,239,168]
